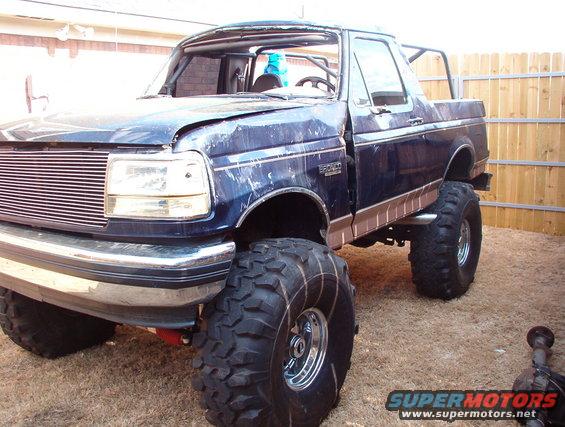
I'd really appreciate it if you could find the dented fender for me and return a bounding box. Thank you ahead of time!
[174,101,351,235]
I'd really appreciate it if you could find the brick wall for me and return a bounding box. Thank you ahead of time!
[176,56,221,97]
[0,33,174,120]
[0,33,171,57]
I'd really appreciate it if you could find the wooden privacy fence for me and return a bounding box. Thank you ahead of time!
[411,52,564,235]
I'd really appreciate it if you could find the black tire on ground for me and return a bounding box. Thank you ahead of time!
[192,238,356,426]
[0,287,116,358]
[409,181,482,300]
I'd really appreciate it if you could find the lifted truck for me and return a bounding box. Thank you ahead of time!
[0,21,491,426]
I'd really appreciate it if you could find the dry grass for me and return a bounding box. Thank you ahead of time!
[0,226,563,426]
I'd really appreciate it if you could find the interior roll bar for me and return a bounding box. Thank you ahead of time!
[402,44,455,99]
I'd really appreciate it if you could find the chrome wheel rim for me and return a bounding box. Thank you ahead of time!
[457,219,471,266]
[283,308,328,391]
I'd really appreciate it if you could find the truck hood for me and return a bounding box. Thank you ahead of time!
[0,96,317,146]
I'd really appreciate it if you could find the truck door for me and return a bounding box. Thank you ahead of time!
[348,34,435,238]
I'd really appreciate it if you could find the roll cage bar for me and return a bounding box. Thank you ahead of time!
[402,44,455,99]
[162,49,337,96]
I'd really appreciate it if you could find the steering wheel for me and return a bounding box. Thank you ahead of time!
[296,76,335,92]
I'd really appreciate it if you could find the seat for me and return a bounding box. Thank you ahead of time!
[251,73,283,92]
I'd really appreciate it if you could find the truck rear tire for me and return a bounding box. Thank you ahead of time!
[409,181,482,300]
[0,287,116,358]
[192,238,356,426]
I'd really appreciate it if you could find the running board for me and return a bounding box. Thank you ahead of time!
[394,213,437,225]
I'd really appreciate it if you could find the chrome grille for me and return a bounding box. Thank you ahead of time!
[0,149,109,228]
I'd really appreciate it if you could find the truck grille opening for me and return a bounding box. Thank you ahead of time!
[0,149,109,228]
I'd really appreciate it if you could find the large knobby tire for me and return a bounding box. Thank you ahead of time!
[0,287,116,358]
[192,238,356,426]
[409,181,482,300]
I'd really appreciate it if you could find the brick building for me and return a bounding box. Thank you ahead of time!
[0,0,214,121]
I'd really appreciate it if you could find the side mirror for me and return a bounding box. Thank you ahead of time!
[25,75,49,113]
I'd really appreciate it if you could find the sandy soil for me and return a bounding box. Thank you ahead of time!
[0,226,563,426]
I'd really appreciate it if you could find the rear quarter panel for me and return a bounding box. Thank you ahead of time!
[426,99,489,179]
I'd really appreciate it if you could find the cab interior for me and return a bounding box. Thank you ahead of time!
[151,28,341,99]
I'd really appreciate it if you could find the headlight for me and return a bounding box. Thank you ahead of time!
[105,151,211,219]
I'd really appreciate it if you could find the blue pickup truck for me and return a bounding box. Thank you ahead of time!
[0,21,491,426]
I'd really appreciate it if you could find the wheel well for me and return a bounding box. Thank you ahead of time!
[234,193,327,250]
[445,147,474,180]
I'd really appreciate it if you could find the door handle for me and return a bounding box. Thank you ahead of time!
[407,117,424,126]
[370,106,392,115]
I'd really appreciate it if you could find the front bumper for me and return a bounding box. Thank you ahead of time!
[0,221,235,328]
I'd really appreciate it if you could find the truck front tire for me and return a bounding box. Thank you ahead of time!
[192,238,356,426]
[409,181,482,300]
[0,287,116,358]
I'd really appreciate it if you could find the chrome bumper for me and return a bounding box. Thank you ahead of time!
[0,222,235,327]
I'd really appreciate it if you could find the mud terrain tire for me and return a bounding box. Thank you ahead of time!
[409,181,482,300]
[192,238,356,426]
[0,287,116,358]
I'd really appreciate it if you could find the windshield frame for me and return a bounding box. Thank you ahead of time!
[143,26,344,101]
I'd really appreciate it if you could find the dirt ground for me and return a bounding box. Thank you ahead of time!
[0,226,563,426]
